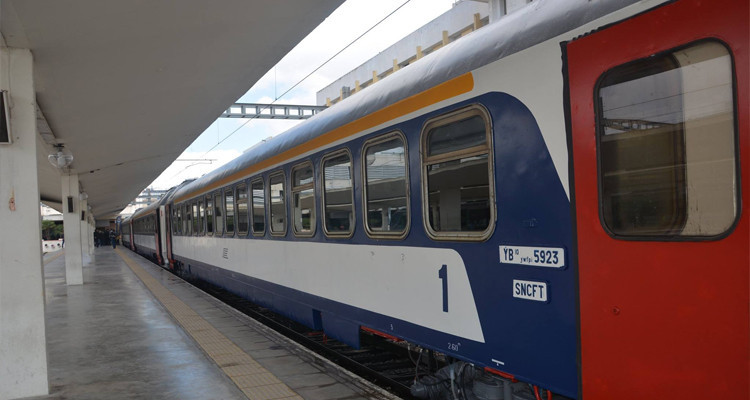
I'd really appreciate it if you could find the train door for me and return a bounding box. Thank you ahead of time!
[565,0,748,398]
[129,220,135,251]
[157,206,167,266]
[164,204,174,269]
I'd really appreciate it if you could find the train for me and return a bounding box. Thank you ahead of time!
[121,0,748,398]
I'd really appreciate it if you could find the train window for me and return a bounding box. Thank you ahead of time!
[421,105,494,240]
[292,162,316,237]
[182,204,189,235]
[206,195,214,235]
[269,171,287,236]
[225,188,235,235]
[322,150,354,237]
[201,200,207,235]
[597,41,737,238]
[214,193,223,236]
[362,132,409,238]
[251,178,265,236]
[172,208,177,235]
[193,202,200,235]
[186,204,193,236]
[236,184,249,235]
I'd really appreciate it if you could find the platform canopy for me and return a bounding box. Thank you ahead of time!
[0,0,343,219]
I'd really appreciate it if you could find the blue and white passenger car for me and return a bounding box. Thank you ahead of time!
[129,0,750,398]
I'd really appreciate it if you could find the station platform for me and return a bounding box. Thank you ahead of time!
[32,247,398,400]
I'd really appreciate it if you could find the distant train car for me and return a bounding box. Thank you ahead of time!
[120,216,132,249]
[129,182,192,265]
[126,0,748,398]
[129,204,160,262]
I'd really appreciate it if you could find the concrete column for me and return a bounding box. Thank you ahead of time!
[61,174,84,285]
[0,48,49,400]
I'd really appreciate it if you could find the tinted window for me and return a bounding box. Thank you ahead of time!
[423,108,493,238]
[252,179,265,235]
[206,195,214,235]
[224,189,235,235]
[214,193,223,235]
[269,172,286,235]
[195,202,201,235]
[186,204,193,235]
[598,41,737,237]
[292,163,315,236]
[236,184,249,235]
[323,151,354,236]
[176,207,182,235]
[363,134,408,236]
[183,204,189,235]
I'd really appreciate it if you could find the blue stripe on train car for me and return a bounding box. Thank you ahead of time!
[171,92,577,397]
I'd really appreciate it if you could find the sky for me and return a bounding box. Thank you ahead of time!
[148,0,458,190]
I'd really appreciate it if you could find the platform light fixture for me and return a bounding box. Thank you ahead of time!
[48,144,73,169]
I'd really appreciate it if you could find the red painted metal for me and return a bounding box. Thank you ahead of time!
[483,367,517,382]
[361,326,404,342]
[165,204,174,270]
[567,0,748,398]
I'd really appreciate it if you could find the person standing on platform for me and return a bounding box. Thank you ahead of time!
[109,230,117,249]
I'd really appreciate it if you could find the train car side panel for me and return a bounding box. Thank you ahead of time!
[567,0,749,398]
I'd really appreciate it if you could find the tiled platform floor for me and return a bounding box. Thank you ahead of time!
[29,247,398,400]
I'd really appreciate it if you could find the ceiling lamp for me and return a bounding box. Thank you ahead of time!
[48,144,73,169]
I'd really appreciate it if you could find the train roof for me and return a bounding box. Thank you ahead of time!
[132,179,194,219]
[173,0,641,203]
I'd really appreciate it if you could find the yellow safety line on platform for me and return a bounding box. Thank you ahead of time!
[114,248,302,400]
[43,250,65,265]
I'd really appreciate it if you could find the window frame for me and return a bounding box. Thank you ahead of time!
[420,104,496,242]
[224,187,235,237]
[321,148,355,238]
[594,39,741,241]
[251,177,265,237]
[268,170,288,237]
[361,131,410,240]
[189,202,197,235]
[199,199,206,235]
[176,207,180,236]
[290,161,316,237]
[236,183,250,236]
[182,203,189,236]
[206,194,214,236]
[213,192,224,237]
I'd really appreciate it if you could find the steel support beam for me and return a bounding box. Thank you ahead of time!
[221,103,326,120]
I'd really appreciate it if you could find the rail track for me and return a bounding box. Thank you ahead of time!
[183,275,448,400]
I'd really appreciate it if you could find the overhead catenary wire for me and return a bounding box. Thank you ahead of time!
[168,0,412,182]
[200,0,413,158]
